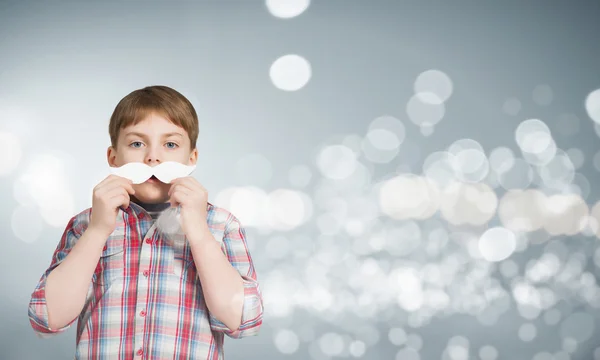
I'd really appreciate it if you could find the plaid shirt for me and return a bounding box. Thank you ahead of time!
[28,202,263,359]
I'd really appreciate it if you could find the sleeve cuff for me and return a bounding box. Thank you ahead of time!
[28,273,76,337]
[209,276,264,338]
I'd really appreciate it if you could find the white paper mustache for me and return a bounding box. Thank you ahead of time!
[109,161,196,184]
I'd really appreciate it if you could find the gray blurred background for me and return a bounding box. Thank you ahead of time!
[2,1,600,359]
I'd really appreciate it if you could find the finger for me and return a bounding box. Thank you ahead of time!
[97,174,133,189]
[109,193,129,209]
[107,188,130,206]
[173,177,204,194]
[169,188,190,207]
[99,178,135,196]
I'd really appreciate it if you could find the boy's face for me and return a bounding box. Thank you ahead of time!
[107,112,198,204]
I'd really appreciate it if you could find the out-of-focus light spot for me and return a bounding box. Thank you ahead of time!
[378,174,440,220]
[479,345,498,360]
[423,151,457,188]
[414,69,453,104]
[318,333,344,357]
[532,352,553,360]
[503,97,521,116]
[389,267,423,311]
[439,182,497,226]
[388,327,407,346]
[518,323,537,342]
[448,139,489,183]
[274,329,300,354]
[367,115,406,150]
[553,351,571,360]
[543,194,588,236]
[235,153,273,187]
[565,148,584,169]
[590,201,600,239]
[498,158,533,190]
[362,115,405,164]
[525,253,560,283]
[562,338,578,353]
[593,151,600,172]
[362,130,400,164]
[594,347,600,360]
[316,144,358,180]
[20,153,67,208]
[543,308,562,325]
[266,189,312,231]
[515,119,554,157]
[406,93,445,126]
[498,189,546,232]
[18,152,76,227]
[0,132,22,176]
[395,347,420,360]
[569,172,591,200]
[560,312,595,343]
[348,340,366,357]
[12,204,44,243]
[479,227,516,262]
[40,190,75,228]
[215,186,268,228]
[270,54,311,91]
[382,221,422,256]
[489,147,515,174]
[13,176,36,206]
[447,344,469,360]
[532,84,553,106]
[585,88,600,124]
[406,333,423,350]
[420,123,435,136]
[340,134,363,154]
[288,164,312,188]
[265,0,310,18]
[538,150,575,189]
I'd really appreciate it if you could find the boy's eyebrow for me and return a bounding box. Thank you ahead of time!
[124,132,184,138]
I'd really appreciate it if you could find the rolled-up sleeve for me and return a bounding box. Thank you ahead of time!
[28,215,84,337]
[209,216,264,339]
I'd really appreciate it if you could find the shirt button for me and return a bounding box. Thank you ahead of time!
[140,310,146,317]
[136,349,143,356]
[143,270,149,277]
[138,212,145,219]
[145,238,152,244]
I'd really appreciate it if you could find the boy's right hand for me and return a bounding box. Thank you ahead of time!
[89,175,135,237]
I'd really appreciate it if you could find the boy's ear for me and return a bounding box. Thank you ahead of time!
[107,146,117,167]
[189,148,198,165]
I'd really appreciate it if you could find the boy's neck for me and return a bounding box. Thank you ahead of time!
[132,197,171,219]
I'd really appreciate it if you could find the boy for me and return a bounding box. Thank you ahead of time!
[28,85,263,359]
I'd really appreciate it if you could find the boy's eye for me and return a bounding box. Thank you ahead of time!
[130,141,143,148]
[166,142,178,149]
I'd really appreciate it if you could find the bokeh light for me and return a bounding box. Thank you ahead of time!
[265,0,310,19]
[270,54,312,91]
[414,69,454,104]
[0,132,22,176]
[585,88,600,124]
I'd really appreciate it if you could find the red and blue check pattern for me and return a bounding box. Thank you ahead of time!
[29,202,263,359]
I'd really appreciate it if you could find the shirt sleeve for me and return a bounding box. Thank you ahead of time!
[28,215,88,337]
[209,215,264,339]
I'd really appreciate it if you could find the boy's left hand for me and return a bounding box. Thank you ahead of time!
[168,176,209,236]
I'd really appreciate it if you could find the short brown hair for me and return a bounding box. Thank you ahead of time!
[108,85,199,149]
